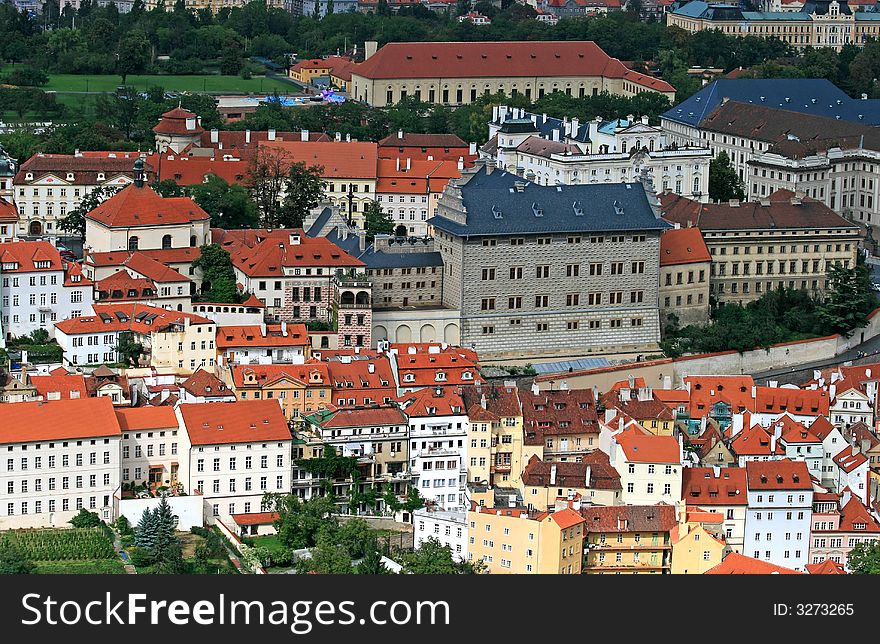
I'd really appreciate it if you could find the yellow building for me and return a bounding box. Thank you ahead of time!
[461,384,523,487]
[352,40,676,108]
[670,507,728,575]
[227,363,332,421]
[581,505,676,574]
[149,313,217,375]
[467,502,586,574]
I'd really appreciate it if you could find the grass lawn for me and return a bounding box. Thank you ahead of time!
[41,74,298,94]
[33,559,125,574]
[245,534,287,555]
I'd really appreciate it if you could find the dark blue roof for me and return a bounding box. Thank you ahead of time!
[663,79,880,128]
[358,249,443,269]
[428,169,670,237]
[305,207,334,237]
[493,110,591,143]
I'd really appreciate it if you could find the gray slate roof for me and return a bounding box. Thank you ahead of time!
[429,168,670,237]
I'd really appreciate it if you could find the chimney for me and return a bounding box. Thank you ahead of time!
[396,157,400,171]
[289,232,301,245]
[469,142,477,156]
[641,115,649,125]
[358,230,366,252]
[485,159,496,175]
[584,465,591,488]
[364,40,378,60]
[398,129,404,140]
[406,157,411,171]
[185,116,196,131]
[480,393,487,410]
[368,363,375,373]
[335,132,342,142]
[268,129,276,141]
[728,199,740,207]
[713,465,720,478]
[245,130,251,144]
[531,381,540,395]
[346,133,351,142]
[210,129,219,144]
[550,464,557,486]
[301,129,309,142]
[457,156,464,171]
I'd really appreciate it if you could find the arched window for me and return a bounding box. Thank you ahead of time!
[162,234,172,250]
[128,236,139,251]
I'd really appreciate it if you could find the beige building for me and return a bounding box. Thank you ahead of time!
[661,191,860,305]
[351,40,675,108]
[659,226,711,326]
[521,453,622,510]
[149,312,217,374]
[669,506,729,574]
[581,504,677,574]
[467,502,586,574]
[460,384,524,488]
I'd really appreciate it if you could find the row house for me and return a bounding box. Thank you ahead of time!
[659,226,712,327]
[0,397,122,529]
[86,250,193,311]
[810,488,880,568]
[376,132,476,166]
[325,355,397,408]
[520,453,622,511]
[831,445,869,504]
[467,501,586,574]
[730,422,787,467]
[228,363,332,421]
[177,400,292,523]
[608,428,683,506]
[460,383,524,488]
[601,382,676,437]
[669,506,729,575]
[398,386,468,511]
[375,158,462,237]
[522,384,601,461]
[13,151,146,240]
[115,406,182,491]
[0,241,93,340]
[390,343,483,394]
[752,386,830,428]
[580,504,677,574]
[744,459,814,572]
[216,323,310,366]
[681,467,748,552]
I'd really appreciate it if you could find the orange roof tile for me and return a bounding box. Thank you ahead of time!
[833,446,868,473]
[179,400,291,445]
[745,459,812,490]
[222,229,363,277]
[548,507,586,530]
[0,398,121,443]
[216,324,309,349]
[115,406,178,432]
[29,372,88,400]
[147,153,249,186]
[55,303,212,336]
[231,363,330,389]
[616,432,680,463]
[312,405,408,429]
[755,386,829,416]
[258,140,378,179]
[0,241,63,272]
[705,552,802,574]
[681,467,748,506]
[806,559,847,574]
[85,183,209,228]
[398,386,466,417]
[685,375,755,418]
[181,369,234,398]
[660,227,710,266]
[731,424,786,456]
[0,197,17,223]
[231,512,280,526]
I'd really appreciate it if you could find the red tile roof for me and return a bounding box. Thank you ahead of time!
[579,504,677,532]
[616,432,680,463]
[181,368,233,398]
[312,405,408,429]
[398,386,466,417]
[0,197,17,223]
[29,372,88,400]
[838,494,880,532]
[378,132,469,150]
[745,459,812,490]
[95,271,157,302]
[685,375,755,418]
[216,324,309,348]
[459,383,521,421]
[731,424,786,457]
[660,227,710,266]
[115,406,178,431]
[833,446,867,473]
[353,41,675,93]
[0,397,121,443]
[147,153,248,186]
[15,152,149,185]
[179,400,291,445]
[376,158,461,195]
[195,130,331,153]
[326,358,397,404]
[521,453,621,490]
[521,387,599,445]
[55,303,212,336]
[681,467,748,506]
[231,363,330,389]
[231,512,280,526]
[755,386,829,416]
[806,559,847,575]
[258,140,378,179]
[0,241,63,272]
[705,552,802,574]
[547,507,586,530]
[807,416,837,441]
[221,229,363,277]
[153,106,204,136]
[85,184,209,228]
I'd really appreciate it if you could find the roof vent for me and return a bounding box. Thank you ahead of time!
[514,181,527,192]
[532,202,543,217]
[612,200,624,215]
[572,201,584,216]
[492,204,503,219]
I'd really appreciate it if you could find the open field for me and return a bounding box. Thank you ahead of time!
[2,526,125,574]
[32,559,125,574]
[38,73,298,94]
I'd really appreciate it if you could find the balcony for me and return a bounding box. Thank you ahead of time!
[588,542,671,550]
[490,463,512,473]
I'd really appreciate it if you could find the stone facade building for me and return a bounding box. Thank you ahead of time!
[430,165,669,358]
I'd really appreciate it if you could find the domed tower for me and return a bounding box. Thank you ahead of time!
[153,106,204,154]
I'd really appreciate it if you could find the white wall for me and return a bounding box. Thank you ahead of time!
[117,494,204,531]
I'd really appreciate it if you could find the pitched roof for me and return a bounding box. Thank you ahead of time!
[616,432,680,463]
[309,405,408,429]
[660,191,857,232]
[216,324,309,349]
[808,416,837,441]
[181,368,233,398]
[398,386,466,417]
[85,183,209,228]
[29,372,88,400]
[147,153,248,186]
[705,552,802,574]
[153,106,204,136]
[179,400,291,445]
[806,559,847,575]
[353,41,675,93]
[521,453,621,490]
[0,197,18,223]
[685,375,755,418]
[55,303,212,336]
[681,467,748,506]
[195,130,331,153]
[258,140,378,179]
[755,386,829,416]
[231,512,280,526]
[114,406,178,432]
[15,152,149,185]
[579,504,677,533]
[520,387,599,445]
[838,494,880,532]
[459,383,521,420]
[222,229,363,277]
[231,363,330,389]
[377,132,469,149]
[731,423,786,456]
[660,227,711,266]
[833,446,868,473]
[0,241,63,273]
[0,397,121,443]
[375,158,461,194]
[547,507,586,530]
[745,459,812,490]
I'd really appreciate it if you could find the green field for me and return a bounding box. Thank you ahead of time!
[40,73,298,94]
[32,559,125,574]
[2,526,125,575]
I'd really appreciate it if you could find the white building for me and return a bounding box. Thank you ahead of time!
[0,397,122,529]
[400,387,468,511]
[486,105,711,200]
[832,445,869,505]
[608,429,683,506]
[0,241,93,340]
[806,416,848,488]
[744,459,814,572]
[828,384,872,429]
[178,400,292,523]
[413,507,469,561]
[216,323,310,366]
[116,406,184,491]
[12,151,144,240]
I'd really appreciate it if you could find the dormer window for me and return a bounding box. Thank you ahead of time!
[2,262,18,270]
[435,372,447,382]
[66,173,74,181]
[404,373,415,382]
[97,173,105,181]
[34,261,50,269]
[462,371,473,380]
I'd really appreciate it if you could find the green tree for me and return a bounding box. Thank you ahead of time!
[188,175,259,229]
[364,201,394,241]
[263,493,338,550]
[818,259,878,336]
[69,509,102,528]
[114,331,144,367]
[708,151,745,203]
[220,37,244,76]
[399,537,486,574]
[135,507,159,551]
[0,540,35,574]
[355,540,389,574]
[116,30,150,84]
[335,519,373,559]
[58,185,119,238]
[154,179,184,197]
[847,540,880,574]
[29,328,49,344]
[402,485,426,513]
[280,161,325,229]
[192,243,241,303]
[295,535,353,574]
